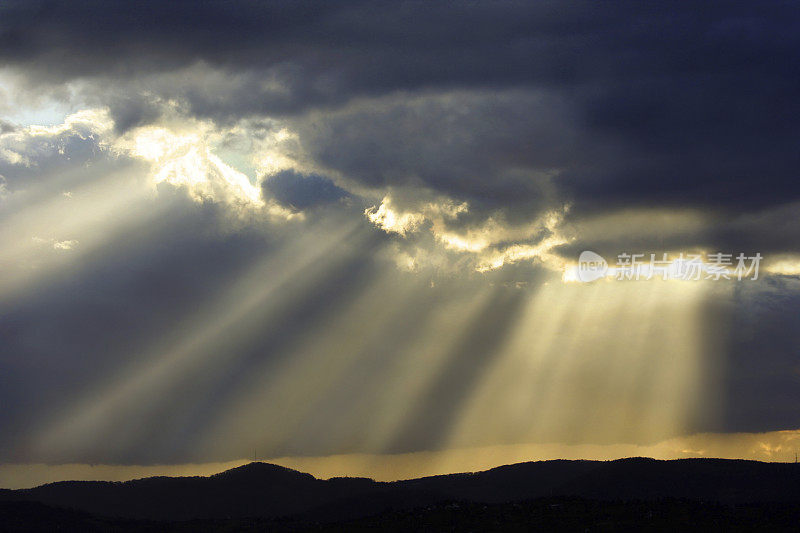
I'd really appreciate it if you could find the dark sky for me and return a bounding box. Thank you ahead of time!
[0,1,799,467]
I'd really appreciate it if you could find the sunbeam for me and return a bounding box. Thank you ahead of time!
[32,218,364,462]
[0,167,156,301]
[447,277,723,451]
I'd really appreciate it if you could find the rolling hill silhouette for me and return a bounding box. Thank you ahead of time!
[2,458,800,530]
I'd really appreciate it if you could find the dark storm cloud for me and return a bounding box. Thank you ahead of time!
[2,0,797,211]
[262,169,349,211]
[106,95,163,134]
[0,2,800,212]
[292,90,574,221]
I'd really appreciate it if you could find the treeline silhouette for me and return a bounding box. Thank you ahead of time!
[2,458,800,531]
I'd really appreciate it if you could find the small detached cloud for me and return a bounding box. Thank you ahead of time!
[53,239,78,251]
[261,169,348,212]
[32,237,79,251]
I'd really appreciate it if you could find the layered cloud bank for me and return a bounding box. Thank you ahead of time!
[0,1,799,470]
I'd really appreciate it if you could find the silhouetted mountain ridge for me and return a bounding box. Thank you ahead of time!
[210,461,313,482]
[1,458,799,522]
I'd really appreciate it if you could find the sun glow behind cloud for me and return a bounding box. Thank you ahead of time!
[365,195,572,272]
[0,109,287,303]
[120,125,271,210]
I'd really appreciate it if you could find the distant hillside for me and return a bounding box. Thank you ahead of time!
[1,458,799,527]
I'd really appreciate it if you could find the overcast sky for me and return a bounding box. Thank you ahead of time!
[1,1,799,478]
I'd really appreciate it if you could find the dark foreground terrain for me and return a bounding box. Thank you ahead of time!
[2,458,799,531]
